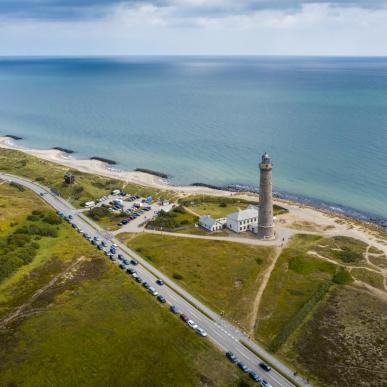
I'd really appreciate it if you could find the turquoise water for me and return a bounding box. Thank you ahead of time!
[0,56,386,219]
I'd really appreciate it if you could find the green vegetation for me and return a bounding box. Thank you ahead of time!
[286,285,387,386]
[0,148,121,207]
[0,183,250,386]
[332,268,353,285]
[269,280,333,352]
[256,235,337,348]
[120,233,275,329]
[314,235,368,265]
[350,268,385,290]
[147,206,199,232]
[181,195,287,219]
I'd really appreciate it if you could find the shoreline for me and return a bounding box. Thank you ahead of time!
[0,135,386,229]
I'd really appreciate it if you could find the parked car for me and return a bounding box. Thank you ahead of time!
[187,320,198,329]
[180,314,189,323]
[249,371,261,382]
[142,282,150,289]
[170,305,178,314]
[123,259,129,265]
[131,259,139,265]
[157,295,166,303]
[156,279,164,286]
[259,363,271,372]
[68,215,73,220]
[148,287,159,296]
[226,351,238,363]
[135,276,143,284]
[260,380,272,387]
[127,268,135,274]
[195,327,207,337]
[237,362,249,373]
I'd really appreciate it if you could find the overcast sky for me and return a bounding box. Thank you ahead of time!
[0,0,387,56]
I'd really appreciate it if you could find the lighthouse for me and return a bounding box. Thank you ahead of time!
[257,152,275,239]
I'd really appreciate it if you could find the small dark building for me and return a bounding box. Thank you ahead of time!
[64,172,75,184]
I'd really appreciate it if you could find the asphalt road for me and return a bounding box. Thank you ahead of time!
[0,173,307,387]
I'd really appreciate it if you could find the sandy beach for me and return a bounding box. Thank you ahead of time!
[0,136,248,198]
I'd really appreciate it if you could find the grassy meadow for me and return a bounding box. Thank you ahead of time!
[0,182,251,386]
[120,232,275,329]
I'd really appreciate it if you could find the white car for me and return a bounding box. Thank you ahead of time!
[187,320,198,330]
[195,327,207,337]
[148,287,159,296]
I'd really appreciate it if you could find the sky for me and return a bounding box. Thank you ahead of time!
[0,0,387,56]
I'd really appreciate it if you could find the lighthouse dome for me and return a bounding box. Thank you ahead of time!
[261,152,271,164]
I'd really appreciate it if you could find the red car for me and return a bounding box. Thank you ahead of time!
[180,314,189,323]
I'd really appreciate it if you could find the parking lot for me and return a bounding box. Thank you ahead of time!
[80,190,173,234]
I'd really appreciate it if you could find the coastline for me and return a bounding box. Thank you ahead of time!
[0,136,386,229]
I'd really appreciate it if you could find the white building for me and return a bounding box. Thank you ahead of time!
[198,215,224,232]
[226,205,259,233]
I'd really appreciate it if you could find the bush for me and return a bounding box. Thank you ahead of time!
[333,269,353,285]
[43,213,62,225]
[219,202,227,208]
[10,182,25,192]
[173,273,184,280]
[335,249,362,263]
[255,257,263,265]
[88,207,110,221]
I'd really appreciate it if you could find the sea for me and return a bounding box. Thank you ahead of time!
[0,56,386,223]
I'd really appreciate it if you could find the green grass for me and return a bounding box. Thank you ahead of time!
[181,195,287,219]
[0,183,251,386]
[255,235,337,347]
[0,256,248,387]
[120,233,275,329]
[147,206,199,232]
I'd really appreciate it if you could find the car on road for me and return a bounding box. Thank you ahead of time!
[111,244,118,248]
[226,351,238,363]
[260,380,272,387]
[68,215,73,220]
[156,279,164,286]
[157,295,166,303]
[249,370,261,382]
[180,314,189,323]
[123,259,129,265]
[39,192,46,197]
[135,276,143,284]
[259,363,271,372]
[119,263,126,269]
[101,241,107,247]
[132,272,138,279]
[195,327,207,337]
[170,305,178,314]
[127,268,136,274]
[237,362,249,373]
[131,259,138,265]
[148,287,159,296]
[142,282,150,289]
[187,320,198,329]
[118,254,124,260]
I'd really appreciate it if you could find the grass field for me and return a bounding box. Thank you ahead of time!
[0,183,252,386]
[283,285,387,386]
[255,235,337,349]
[350,268,385,290]
[120,233,275,329]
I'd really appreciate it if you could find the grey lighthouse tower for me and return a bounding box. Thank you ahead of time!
[257,152,275,239]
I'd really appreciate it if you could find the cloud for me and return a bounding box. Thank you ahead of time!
[0,0,384,21]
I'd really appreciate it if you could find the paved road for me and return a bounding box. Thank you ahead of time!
[0,173,307,387]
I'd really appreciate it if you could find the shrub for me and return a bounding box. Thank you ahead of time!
[173,273,184,280]
[255,257,263,265]
[219,202,227,208]
[333,269,353,285]
[10,182,25,192]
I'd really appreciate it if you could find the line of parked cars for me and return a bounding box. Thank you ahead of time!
[117,206,152,227]
[59,209,209,340]
[226,351,272,386]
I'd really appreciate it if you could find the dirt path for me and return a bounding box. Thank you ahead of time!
[248,246,282,336]
[182,206,201,217]
[0,256,85,329]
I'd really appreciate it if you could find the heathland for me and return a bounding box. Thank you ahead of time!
[0,182,250,386]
